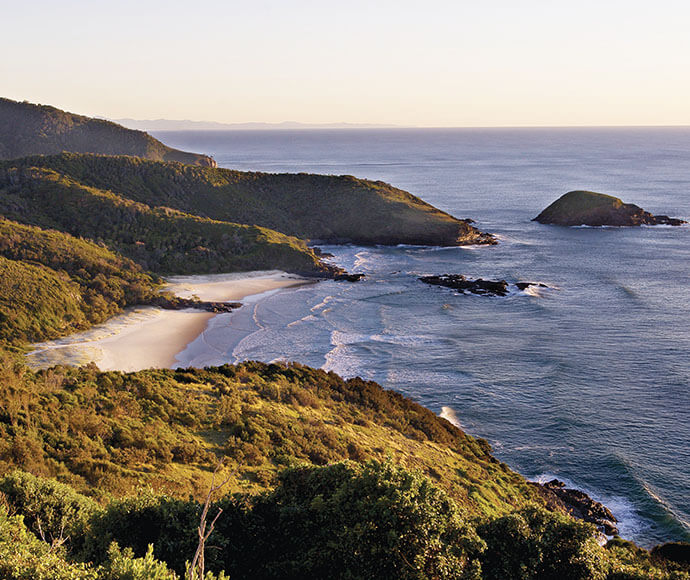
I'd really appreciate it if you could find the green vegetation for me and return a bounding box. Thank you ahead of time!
[0,354,685,577]
[0,98,215,167]
[535,190,625,223]
[4,152,494,246]
[0,167,331,277]
[0,356,534,509]
[0,219,159,346]
[1,463,687,579]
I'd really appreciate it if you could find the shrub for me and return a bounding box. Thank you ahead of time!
[478,506,607,580]
[0,505,97,579]
[216,460,485,579]
[0,470,97,548]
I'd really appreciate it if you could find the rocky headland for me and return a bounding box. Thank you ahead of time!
[534,190,686,227]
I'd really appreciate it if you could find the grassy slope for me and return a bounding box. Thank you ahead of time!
[0,166,330,276]
[7,153,495,246]
[0,219,159,346]
[0,97,215,167]
[0,358,537,519]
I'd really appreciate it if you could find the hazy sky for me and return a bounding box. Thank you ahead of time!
[3,0,689,126]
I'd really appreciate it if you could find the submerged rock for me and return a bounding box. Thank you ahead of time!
[534,190,686,227]
[420,274,547,297]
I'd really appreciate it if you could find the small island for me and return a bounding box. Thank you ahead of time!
[533,190,686,227]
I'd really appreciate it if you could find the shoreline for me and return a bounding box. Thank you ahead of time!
[26,271,313,372]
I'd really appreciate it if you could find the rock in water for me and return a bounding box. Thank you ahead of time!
[334,273,366,282]
[420,275,548,297]
[420,275,509,296]
[533,190,686,227]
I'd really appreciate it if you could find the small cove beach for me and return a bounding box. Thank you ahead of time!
[26,271,312,372]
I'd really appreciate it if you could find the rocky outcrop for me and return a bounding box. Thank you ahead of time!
[534,190,686,227]
[334,273,366,282]
[151,294,241,313]
[531,479,618,536]
[419,274,548,297]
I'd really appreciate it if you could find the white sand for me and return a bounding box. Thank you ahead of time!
[26,271,312,372]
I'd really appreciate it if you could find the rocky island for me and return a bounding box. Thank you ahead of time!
[534,190,686,227]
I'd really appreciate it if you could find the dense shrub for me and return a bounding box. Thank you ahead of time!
[478,506,607,580]
[215,460,485,579]
[0,470,97,547]
[0,505,97,579]
[82,491,201,573]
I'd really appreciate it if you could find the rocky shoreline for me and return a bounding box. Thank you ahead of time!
[530,479,619,536]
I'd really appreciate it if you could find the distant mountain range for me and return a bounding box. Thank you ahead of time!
[111,118,402,131]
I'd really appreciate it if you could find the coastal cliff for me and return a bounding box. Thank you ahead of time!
[0,98,216,167]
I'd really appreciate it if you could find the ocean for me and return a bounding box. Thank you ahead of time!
[156,127,690,547]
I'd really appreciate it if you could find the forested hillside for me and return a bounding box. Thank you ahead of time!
[4,152,495,246]
[0,219,159,346]
[0,356,686,579]
[0,98,216,167]
[0,165,332,276]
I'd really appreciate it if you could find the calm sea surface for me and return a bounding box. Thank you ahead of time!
[156,128,690,546]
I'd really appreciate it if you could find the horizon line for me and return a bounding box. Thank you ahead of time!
[116,118,690,131]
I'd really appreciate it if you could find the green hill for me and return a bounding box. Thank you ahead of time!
[6,152,496,246]
[0,165,332,276]
[0,219,159,346]
[1,358,686,579]
[534,190,686,227]
[0,98,216,167]
[0,357,536,512]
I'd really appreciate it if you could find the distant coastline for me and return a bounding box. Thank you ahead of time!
[111,118,403,131]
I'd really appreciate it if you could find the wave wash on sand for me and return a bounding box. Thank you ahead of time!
[26,271,311,372]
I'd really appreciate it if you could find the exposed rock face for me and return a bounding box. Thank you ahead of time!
[534,190,686,227]
[419,274,548,297]
[532,479,619,536]
[195,155,217,168]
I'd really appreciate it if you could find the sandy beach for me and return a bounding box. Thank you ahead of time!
[27,271,311,372]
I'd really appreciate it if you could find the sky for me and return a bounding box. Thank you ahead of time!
[2,0,689,127]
